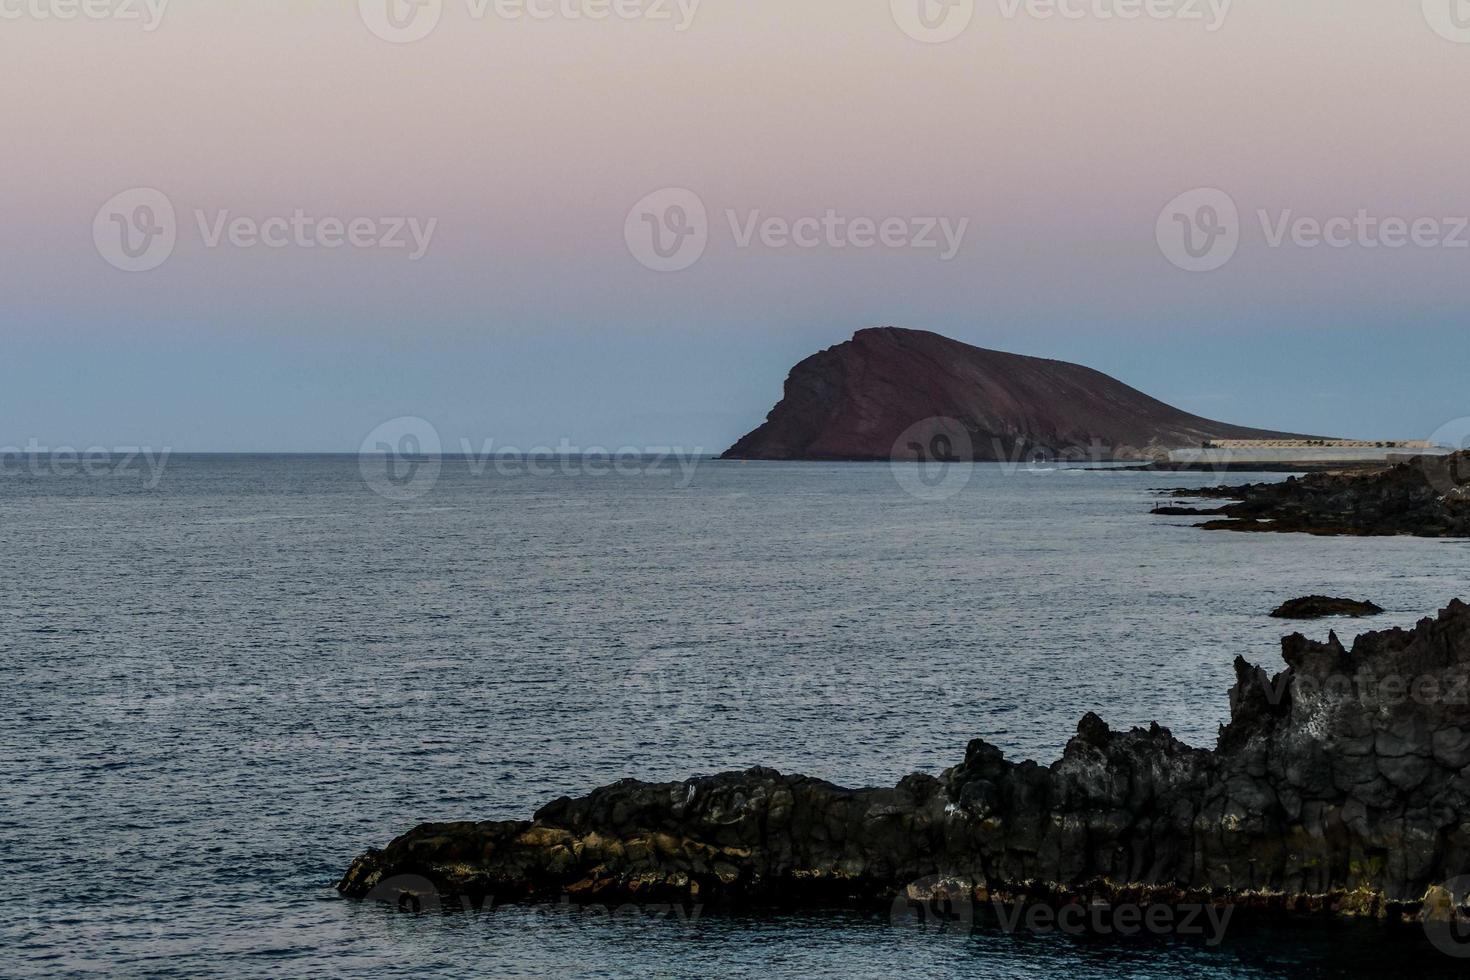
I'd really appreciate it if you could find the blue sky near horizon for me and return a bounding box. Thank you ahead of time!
[4,1,1469,452]
[5,317,1463,453]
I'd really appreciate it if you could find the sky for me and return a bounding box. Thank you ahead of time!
[3,0,1469,452]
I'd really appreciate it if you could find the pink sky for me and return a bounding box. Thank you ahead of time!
[4,1,1469,447]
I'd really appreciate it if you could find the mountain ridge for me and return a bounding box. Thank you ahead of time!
[723,327,1320,461]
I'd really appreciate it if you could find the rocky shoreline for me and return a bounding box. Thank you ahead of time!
[341,602,1470,927]
[1163,451,1470,537]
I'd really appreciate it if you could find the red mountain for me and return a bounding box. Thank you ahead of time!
[723,327,1316,461]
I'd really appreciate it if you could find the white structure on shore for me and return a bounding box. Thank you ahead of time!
[1168,439,1446,466]
[1206,439,1435,450]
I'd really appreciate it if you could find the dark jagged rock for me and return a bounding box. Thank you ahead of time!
[723,327,1316,462]
[341,602,1470,925]
[1272,597,1386,620]
[1151,505,1227,516]
[1169,452,1470,537]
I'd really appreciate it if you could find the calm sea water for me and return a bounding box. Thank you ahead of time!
[4,455,1469,977]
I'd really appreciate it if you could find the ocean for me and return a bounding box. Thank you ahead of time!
[5,454,1468,977]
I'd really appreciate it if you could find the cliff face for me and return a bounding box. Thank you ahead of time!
[723,328,1315,461]
[341,602,1470,925]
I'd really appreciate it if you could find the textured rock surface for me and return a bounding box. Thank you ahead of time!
[1173,452,1470,537]
[1272,597,1386,619]
[723,327,1314,461]
[341,602,1470,923]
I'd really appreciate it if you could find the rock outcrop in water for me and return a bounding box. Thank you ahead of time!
[341,602,1470,925]
[1170,452,1470,537]
[723,327,1315,461]
[1271,597,1386,620]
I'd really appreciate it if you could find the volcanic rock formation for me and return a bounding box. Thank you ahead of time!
[1272,597,1386,620]
[723,328,1314,461]
[341,602,1470,925]
[1169,452,1470,537]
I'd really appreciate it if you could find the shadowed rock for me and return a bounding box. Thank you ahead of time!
[1168,452,1470,537]
[340,601,1470,924]
[1271,597,1386,620]
[1152,504,1227,516]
